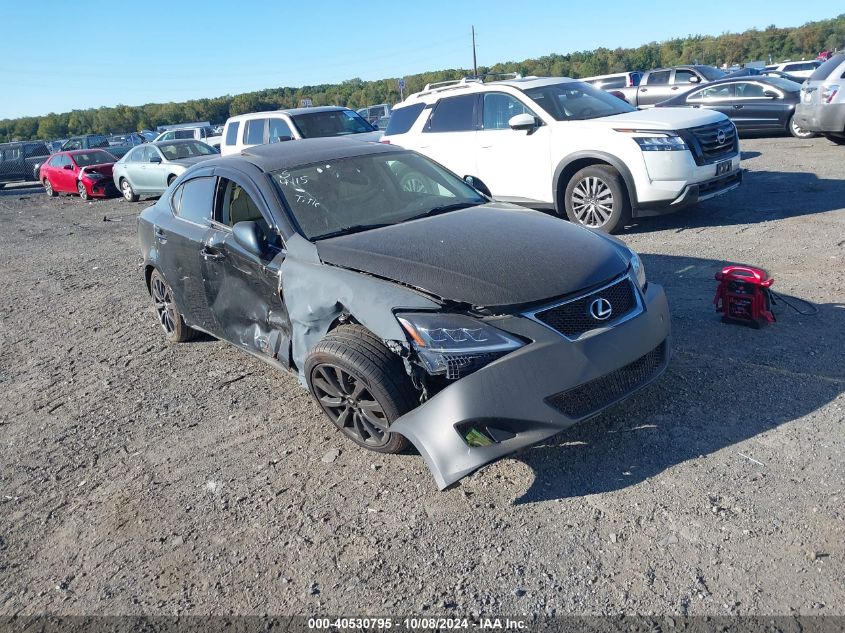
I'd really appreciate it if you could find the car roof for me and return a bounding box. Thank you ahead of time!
[151,139,203,146]
[229,106,349,121]
[214,137,403,173]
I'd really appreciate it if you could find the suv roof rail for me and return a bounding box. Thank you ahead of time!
[417,77,483,96]
[471,72,524,82]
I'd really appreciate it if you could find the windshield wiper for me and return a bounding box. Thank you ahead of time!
[406,201,482,221]
[312,223,393,240]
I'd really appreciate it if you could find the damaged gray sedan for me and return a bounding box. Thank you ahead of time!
[138,137,671,489]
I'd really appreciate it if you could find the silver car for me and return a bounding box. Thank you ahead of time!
[795,54,845,145]
[112,139,219,201]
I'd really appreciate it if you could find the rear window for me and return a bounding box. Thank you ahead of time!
[810,54,845,81]
[225,122,240,145]
[425,95,476,133]
[384,103,425,135]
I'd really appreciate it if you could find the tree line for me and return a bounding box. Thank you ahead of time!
[2,14,843,143]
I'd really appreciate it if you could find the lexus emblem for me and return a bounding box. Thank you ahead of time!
[716,129,727,145]
[589,297,613,321]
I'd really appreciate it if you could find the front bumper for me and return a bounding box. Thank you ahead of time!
[635,169,742,216]
[84,178,119,198]
[794,102,845,133]
[391,280,671,489]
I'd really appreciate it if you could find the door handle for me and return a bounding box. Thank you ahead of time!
[733,105,743,109]
[641,88,648,92]
[200,247,225,261]
[153,226,166,243]
[671,86,679,90]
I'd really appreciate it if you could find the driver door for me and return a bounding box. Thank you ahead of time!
[201,172,291,367]
[474,92,551,205]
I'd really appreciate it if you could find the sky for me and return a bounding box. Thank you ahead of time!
[1,0,839,119]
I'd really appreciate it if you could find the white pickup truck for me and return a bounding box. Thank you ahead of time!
[153,126,222,150]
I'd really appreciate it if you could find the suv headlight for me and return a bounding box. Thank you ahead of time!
[629,250,647,290]
[397,313,524,380]
[632,135,688,151]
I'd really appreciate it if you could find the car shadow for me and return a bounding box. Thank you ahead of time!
[511,253,844,504]
[625,168,845,232]
[740,150,761,161]
[0,182,44,198]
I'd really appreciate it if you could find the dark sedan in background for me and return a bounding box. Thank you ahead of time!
[656,76,814,138]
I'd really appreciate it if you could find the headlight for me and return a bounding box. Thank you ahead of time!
[632,135,688,151]
[397,313,524,380]
[629,249,647,290]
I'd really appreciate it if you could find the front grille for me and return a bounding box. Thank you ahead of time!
[545,341,667,418]
[533,277,637,339]
[683,121,737,165]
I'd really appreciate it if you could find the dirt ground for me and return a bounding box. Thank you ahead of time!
[0,136,843,620]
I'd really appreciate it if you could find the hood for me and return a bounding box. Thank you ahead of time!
[315,205,629,307]
[590,107,727,130]
[80,163,114,177]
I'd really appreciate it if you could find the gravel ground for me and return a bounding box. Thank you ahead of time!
[0,136,843,619]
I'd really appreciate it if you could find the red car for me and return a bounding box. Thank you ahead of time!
[39,149,118,200]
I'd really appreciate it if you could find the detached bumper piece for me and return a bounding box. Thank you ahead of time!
[545,341,668,418]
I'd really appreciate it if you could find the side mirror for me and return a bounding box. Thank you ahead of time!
[463,175,491,197]
[270,135,293,143]
[149,156,162,164]
[688,76,701,84]
[63,164,73,170]
[232,221,268,257]
[508,113,536,131]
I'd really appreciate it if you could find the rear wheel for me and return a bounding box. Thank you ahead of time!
[121,178,139,202]
[77,181,89,200]
[788,115,815,139]
[167,174,177,186]
[305,324,416,454]
[563,164,630,233]
[149,269,197,343]
[44,179,57,197]
[824,133,845,145]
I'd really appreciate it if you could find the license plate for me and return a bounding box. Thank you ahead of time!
[716,160,731,176]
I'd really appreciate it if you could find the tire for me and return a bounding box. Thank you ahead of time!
[563,164,630,233]
[824,133,845,145]
[77,181,89,200]
[120,177,139,202]
[305,324,417,454]
[788,115,815,139]
[148,269,197,343]
[44,179,57,197]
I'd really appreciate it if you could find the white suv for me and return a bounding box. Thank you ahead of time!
[381,75,742,233]
[221,106,381,156]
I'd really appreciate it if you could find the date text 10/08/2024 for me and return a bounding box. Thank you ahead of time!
[307,617,528,630]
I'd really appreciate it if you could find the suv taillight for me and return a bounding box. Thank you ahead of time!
[822,85,839,104]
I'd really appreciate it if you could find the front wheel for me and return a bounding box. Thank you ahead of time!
[77,181,89,200]
[788,115,815,139]
[305,324,416,454]
[121,178,139,202]
[563,165,630,233]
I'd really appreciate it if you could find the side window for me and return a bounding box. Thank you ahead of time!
[214,177,269,228]
[735,82,765,98]
[64,139,81,150]
[175,130,194,139]
[481,93,535,130]
[688,84,733,101]
[225,122,240,146]
[600,77,626,89]
[172,176,216,224]
[5,147,21,161]
[647,71,670,85]
[243,119,266,145]
[384,103,425,135]
[673,69,696,84]
[57,155,71,168]
[25,144,49,158]
[425,94,476,133]
[126,147,142,162]
[268,118,293,142]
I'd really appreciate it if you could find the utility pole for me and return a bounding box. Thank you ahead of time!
[472,26,478,78]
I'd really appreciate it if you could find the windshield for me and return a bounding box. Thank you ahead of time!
[699,66,727,81]
[522,81,636,121]
[290,110,374,138]
[270,151,486,240]
[158,141,218,160]
[73,150,116,166]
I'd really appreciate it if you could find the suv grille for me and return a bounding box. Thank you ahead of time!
[545,341,667,418]
[683,121,737,165]
[532,277,637,339]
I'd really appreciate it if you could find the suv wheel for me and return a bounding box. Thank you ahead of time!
[563,165,630,233]
[305,324,415,454]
